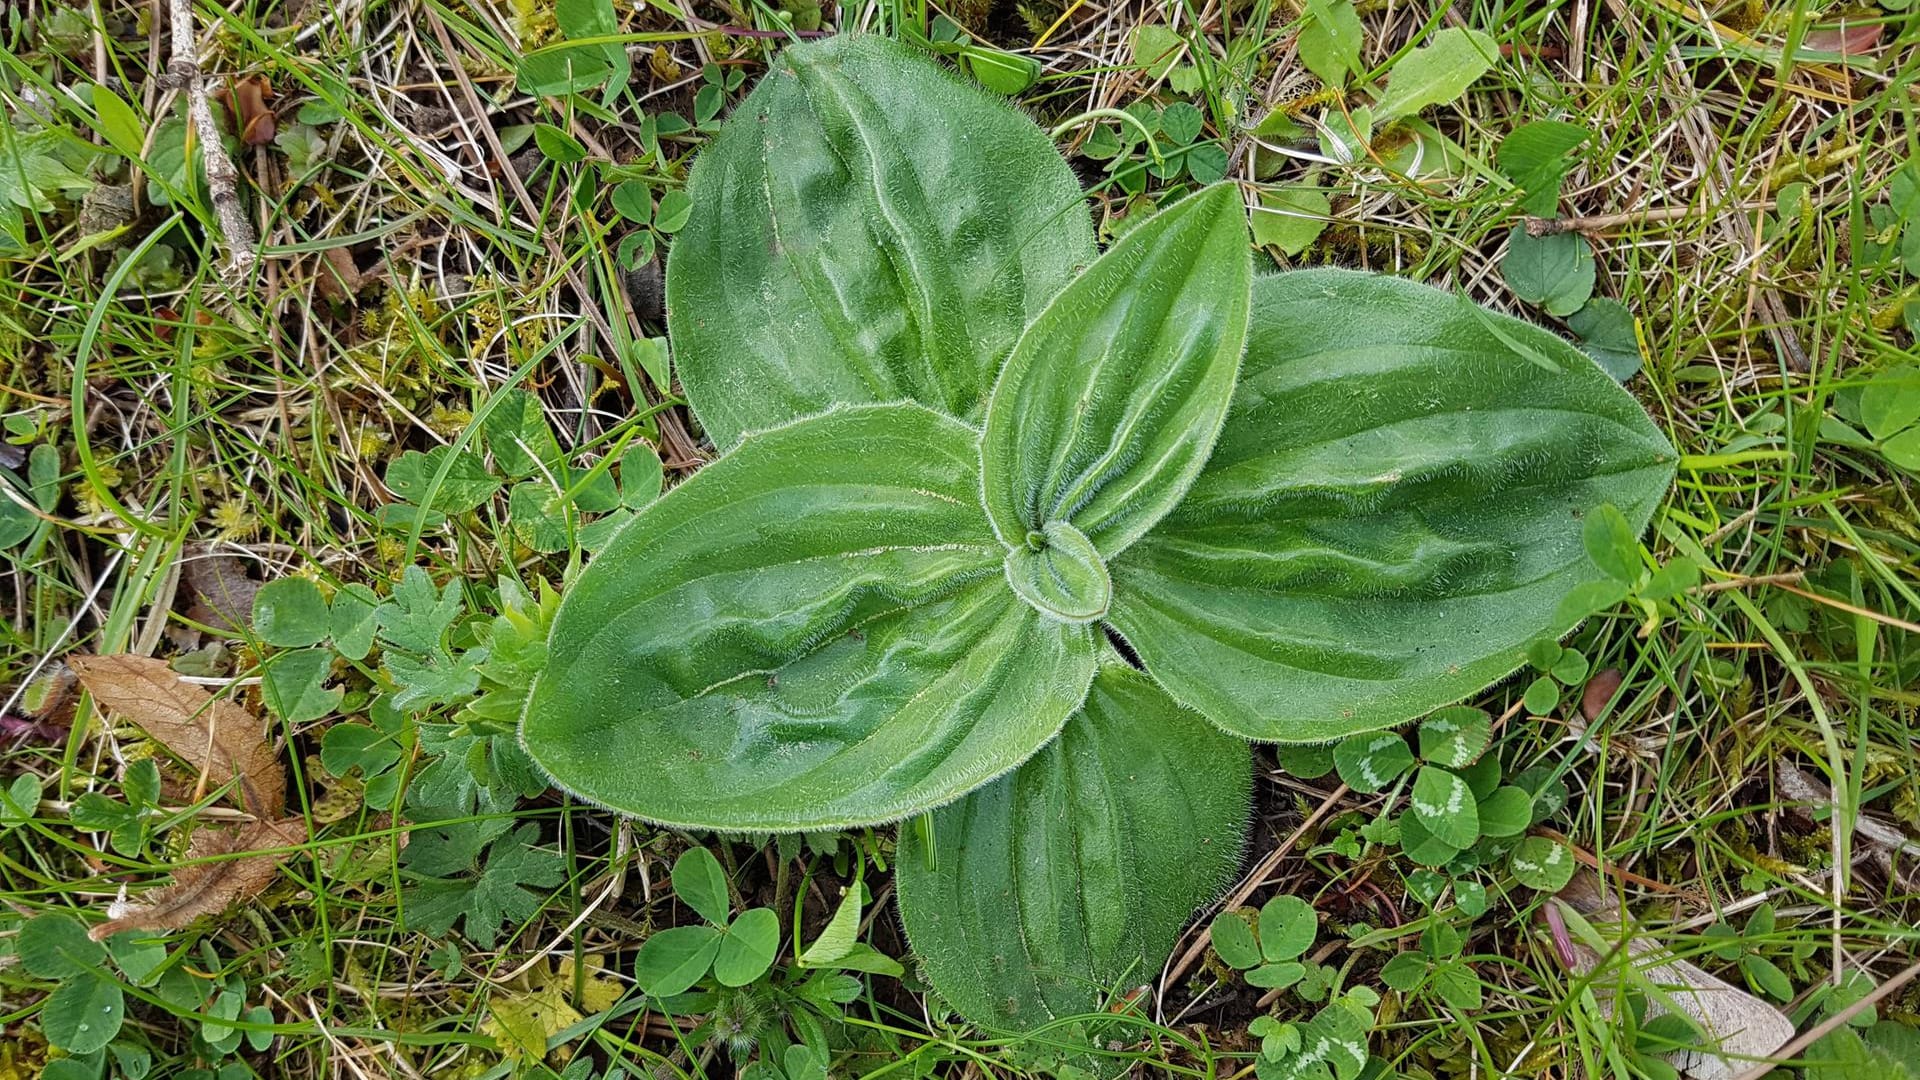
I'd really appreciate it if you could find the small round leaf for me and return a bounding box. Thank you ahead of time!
[1257,895,1317,963]
[618,441,664,509]
[1244,961,1306,989]
[1525,637,1562,672]
[670,846,732,927]
[507,481,571,553]
[1410,766,1480,850]
[634,925,721,996]
[653,190,693,233]
[611,181,654,225]
[1398,812,1462,868]
[18,913,105,978]
[1581,503,1640,583]
[1522,675,1561,716]
[1208,911,1262,970]
[1417,706,1491,769]
[714,907,780,986]
[1333,732,1415,794]
[251,578,330,648]
[41,974,124,1053]
[1476,786,1534,838]
[1509,836,1575,891]
[1550,648,1590,686]
[1379,951,1428,991]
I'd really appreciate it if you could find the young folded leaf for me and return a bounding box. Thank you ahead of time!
[896,663,1250,1029]
[1002,518,1111,623]
[1108,270,1677,741]
[666,34,1097,448]
[979,183,1249,566]
[520,404,1099,830]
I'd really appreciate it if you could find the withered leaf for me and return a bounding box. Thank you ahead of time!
[69,654,285,817]
[183,551,262,634]
[227,74,276,146]
[313,246,372,305]
[1801,22,1883,57]
[88,816,305,941]
[1581,667,1624,723]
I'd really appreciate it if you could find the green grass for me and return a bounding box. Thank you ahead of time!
[4,1,1920,1078]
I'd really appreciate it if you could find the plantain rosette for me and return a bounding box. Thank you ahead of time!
[520,35,1677,1033]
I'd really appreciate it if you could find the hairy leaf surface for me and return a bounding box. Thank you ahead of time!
[521,404,1098,830]
[979,183,1249,565]
[1110,270,1676,741]
[896,664,1250,1028]
[666,34,1097,448]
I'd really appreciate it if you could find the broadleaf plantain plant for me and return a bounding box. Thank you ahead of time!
[521,34,1677,1034]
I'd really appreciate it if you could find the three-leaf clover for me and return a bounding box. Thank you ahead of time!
[1378,919,1483,1012]
[16,914,130,1053]
[1210,894,1318,990]
[1081,100,1230,194]
[633,848,781,996]
[1519,637,1591,716]
[1556,503,1700,632]
[1853,364,1920,471]
[1250,993,1372,1080]
[1330,707,1532,868]
[1702,903,1796,1002]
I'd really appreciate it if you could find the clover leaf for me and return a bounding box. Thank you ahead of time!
[633,847,782,996]
[518,34,1676,1036]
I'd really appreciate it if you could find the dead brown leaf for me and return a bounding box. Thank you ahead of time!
[88,816,305,941]
[1581,667,1624,723]
[314,247,370,305]
[182,551,261,634]
[70,654,305,938]
[1801,22,1883,57]
[226,74,276,146]
[69,654,285,817]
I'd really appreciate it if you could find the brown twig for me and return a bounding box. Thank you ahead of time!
[1693,571,1806,594]
[166,0,257,280]
[1525,200,1777,237]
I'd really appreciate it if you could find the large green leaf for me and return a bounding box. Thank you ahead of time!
[896,663,1250,1029]
[666,35,1097,448]
[1109,270,1676,742]
[521,403,1098,830]
[979,184,1249,573]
